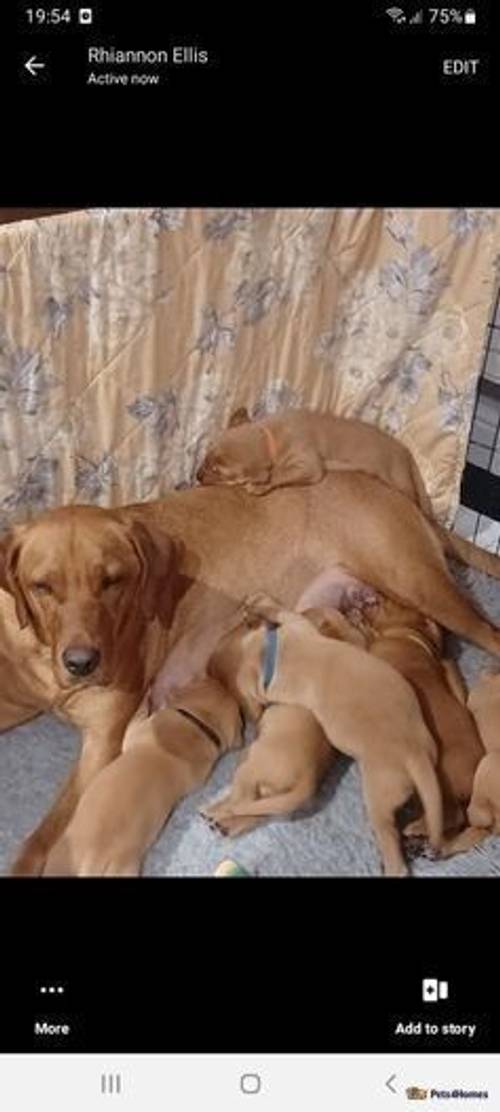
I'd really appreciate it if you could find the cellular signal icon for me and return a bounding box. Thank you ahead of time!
[386,7,406,22]
[410,10,423,23]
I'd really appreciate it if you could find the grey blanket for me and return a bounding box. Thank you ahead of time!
[1,564,499,877]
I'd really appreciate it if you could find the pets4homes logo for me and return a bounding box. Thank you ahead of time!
[406,1085,489,1101]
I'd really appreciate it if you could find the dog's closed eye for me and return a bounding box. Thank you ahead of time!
[101,574,125,591]
[31,581,53,596]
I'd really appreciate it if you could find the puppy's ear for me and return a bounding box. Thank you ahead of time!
[0,527,31,629]
[243,611,265,630]
[228,407,250,429]
[125,520,180,625]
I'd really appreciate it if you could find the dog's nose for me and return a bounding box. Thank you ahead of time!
[62,646,101,677]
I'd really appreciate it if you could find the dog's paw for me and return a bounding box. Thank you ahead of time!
[10,835,50,877]
[246,484,274,496]
[199,808,229,836]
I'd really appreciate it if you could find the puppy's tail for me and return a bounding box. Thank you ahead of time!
[409,458,434,517]
[435,524,500,581]
[407,462,500,579]
[407,750,443,851]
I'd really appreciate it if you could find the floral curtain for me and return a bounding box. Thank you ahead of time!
[0,207,499,529]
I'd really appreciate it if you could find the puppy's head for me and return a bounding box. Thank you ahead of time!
[302,606,369,647]
[359,596,442,652]
[0,505,179,689]
[196,409,272,488]
[170,676,244,752]
[208,617,264,721]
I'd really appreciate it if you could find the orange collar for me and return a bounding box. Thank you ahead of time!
[260,424,279,463]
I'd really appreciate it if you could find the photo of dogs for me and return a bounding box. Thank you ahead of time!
[1,206,500,878]
[1,414,499,878]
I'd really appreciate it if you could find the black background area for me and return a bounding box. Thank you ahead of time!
[0,0,497,204]
[1,880,495,1053]
[0,0,499,1064]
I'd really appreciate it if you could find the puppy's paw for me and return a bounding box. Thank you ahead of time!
[404,836,428,861]
[403,816,428,839]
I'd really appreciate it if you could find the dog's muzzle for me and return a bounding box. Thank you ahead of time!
[62,646,101,677]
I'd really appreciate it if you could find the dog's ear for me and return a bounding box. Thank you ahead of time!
[125,519,180,625]
[0,527,31,629]
[228,407,250,429]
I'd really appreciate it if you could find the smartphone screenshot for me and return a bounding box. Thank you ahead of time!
[1,1,499,1108]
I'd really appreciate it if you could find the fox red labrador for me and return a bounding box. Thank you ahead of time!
[2,470,500,875]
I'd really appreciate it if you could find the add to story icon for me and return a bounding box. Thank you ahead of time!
[422,978,449,1002]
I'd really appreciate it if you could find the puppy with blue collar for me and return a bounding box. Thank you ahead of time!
[201,605,366,837]
[207,593,443,876]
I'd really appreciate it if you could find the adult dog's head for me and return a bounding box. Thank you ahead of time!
[0,505,178,689]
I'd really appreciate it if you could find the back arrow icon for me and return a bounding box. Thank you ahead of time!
[25,56,45,76]
[386,1074,397,1094]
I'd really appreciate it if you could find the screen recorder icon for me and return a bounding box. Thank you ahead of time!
[422,978,449,1003]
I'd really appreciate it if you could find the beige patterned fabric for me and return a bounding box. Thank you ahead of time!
[1,207,499,529]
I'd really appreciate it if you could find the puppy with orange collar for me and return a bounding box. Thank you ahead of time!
[197,407,431,509]
[207,593,443,876]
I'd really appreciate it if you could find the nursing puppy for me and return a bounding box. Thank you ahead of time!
[197,407,432,511]
[441,672,500,858]
[43,678,242,877]
[201,704,334,837]
[201,607,365,837]
[208,594,443,876]
[7,466,500,876]
[351,596,484,832]
[296,566,482,831]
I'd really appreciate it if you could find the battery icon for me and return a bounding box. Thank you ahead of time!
[464,8,476,23]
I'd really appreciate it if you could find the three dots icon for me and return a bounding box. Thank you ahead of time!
[40,985,65,995]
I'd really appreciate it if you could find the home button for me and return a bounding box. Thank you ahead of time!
[240,1073,262,1095]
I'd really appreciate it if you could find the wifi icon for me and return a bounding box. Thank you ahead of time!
[386,6,406,21]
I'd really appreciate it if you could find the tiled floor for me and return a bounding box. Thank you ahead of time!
[458,287,500,546]
[454,504,500,552]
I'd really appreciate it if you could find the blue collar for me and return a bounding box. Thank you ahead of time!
[262,623,279,690]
